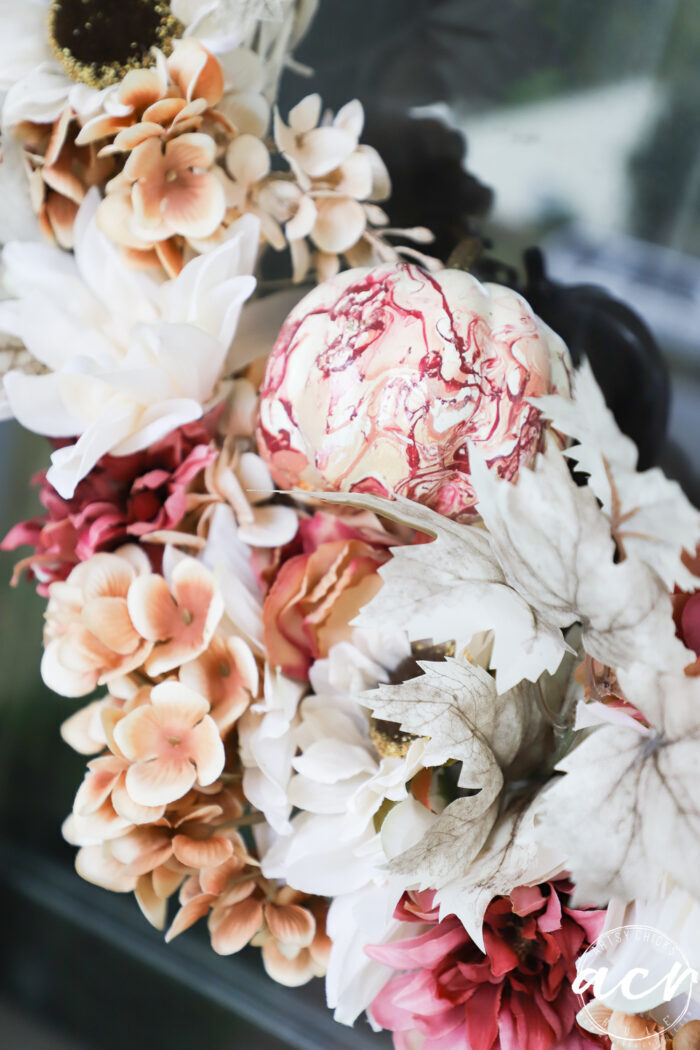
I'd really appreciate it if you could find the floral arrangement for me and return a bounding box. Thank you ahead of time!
[1,4,700,1050]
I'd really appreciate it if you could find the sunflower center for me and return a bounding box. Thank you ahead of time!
[48,0,183,89]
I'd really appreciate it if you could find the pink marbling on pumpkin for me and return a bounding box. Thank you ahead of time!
[256,263,572,519]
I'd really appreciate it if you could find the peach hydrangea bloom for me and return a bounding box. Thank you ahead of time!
[178,631,259,735]
[127,556,223,676]
[113,680,225,807]
[41,545,153,697]
[69,784,245,929]
[168,859,331,987]
[576,1001,667,1050]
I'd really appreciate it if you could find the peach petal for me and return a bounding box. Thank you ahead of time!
[127,574,179,642]
[170,98,207,125]
[82,553,137,600]
[311,196,366,254]
[45,105,73,166]
[41,636,98,698]
[73,757,124,814]
[199,858,247,896]
[173,803,222,828]
[70,798,131,842]
[45,192,79,250]
[111,778,165,825]
[76,845,137,893]
[112,122,165,153]
[113,704,163,762]
[155,238,184,278]
[219,878,258,907]
[209,897,263,955]
[168,39,224,106]
[123,136,163,181]
[167,131,216,170]
[164,172,226,239]
[142,97,186,124]
[110,826,171,866]
[264,902,316,949]
[150,680,211,725]
[153,864,185,901]
[95,638,153,685]
[125,756,197,808]
[261,940,317,987]
[135,874,167,930]
[43,152,85,206]
[81,596,141,655]
[60,698,109,754]
[189,717,225,785]
[171,833,233,869]
[118,68,165,110]
[165,892,216,942]
[97,191,147,249]
[75,114,132,145]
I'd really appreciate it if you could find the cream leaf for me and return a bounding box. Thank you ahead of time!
[309,490,568,693]
[535,360,700,589]
[432,799,564,951]
[362,657,557,948]
[470,444,690,675]
[535,668,700,906]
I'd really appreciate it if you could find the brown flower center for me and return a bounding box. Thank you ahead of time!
[48,0,183,88]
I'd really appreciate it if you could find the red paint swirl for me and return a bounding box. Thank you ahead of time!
[257,263,572,519]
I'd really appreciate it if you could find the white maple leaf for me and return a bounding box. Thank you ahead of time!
[362,658,562,948]
[470,444,690,675]
[433,799,564,950]
[535,360,700,589]
[309,490,568,693]
[364,657,547,795]
[534,667,700,906]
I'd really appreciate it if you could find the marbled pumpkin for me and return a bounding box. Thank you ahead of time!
[257,263,572,519]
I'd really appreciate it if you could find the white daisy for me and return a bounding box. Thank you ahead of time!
[260,629,428,897]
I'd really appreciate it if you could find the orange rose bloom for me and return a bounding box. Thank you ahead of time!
[262,538,388,679]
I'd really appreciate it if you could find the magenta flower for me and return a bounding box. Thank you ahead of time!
[2,416,218,595]
[367,883,606,1050]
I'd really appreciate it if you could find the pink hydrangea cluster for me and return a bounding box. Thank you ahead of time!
[2,416,219,594]
[367,883,606,1050]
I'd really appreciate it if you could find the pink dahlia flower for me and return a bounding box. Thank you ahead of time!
[367,883,606,1050]
[3,417,218,595]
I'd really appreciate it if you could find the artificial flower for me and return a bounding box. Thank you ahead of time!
[41,545,153,697]
[126,556,224,676]
[70,782,244,927]
[187,433,300,548]
[15,104,114,248]
[262,528,390,679]
[238,664,307,832]
[368,882,605,1050]
[113,680,225,806]
[178,630,259,734]
[260,629,427,896]
[0,191,258,498]
[2,415,219,594]
[168,855,330,986]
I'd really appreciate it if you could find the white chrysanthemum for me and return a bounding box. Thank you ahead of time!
[260,629,427,897]
[0,190,259,498]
